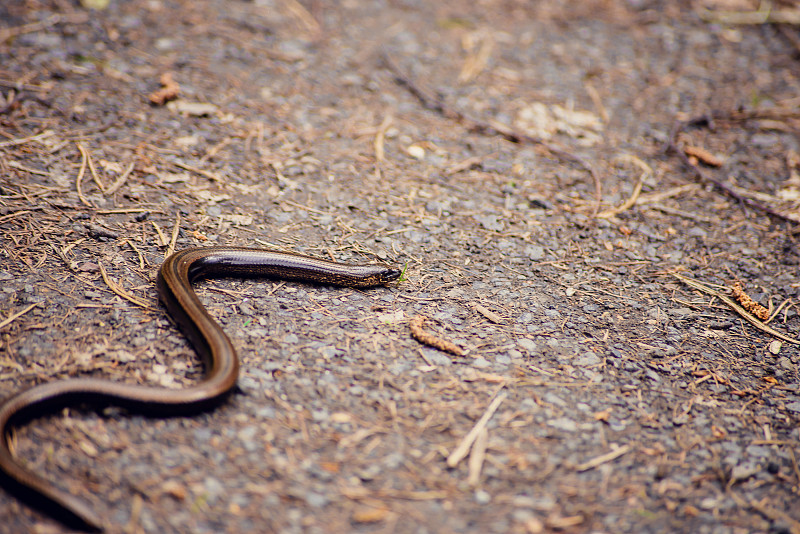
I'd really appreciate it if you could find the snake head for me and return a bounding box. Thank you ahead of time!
[379,267,403,284]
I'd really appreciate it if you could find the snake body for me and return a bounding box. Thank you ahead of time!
[0,246,400,532]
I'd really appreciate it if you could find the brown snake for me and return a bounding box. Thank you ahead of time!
[0,246,400,531]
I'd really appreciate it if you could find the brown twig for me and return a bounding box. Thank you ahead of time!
[381,48,602,215]
[664,112,798,225]
[470,302,504,324]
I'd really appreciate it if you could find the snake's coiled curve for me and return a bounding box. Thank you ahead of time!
[0,246,400,531]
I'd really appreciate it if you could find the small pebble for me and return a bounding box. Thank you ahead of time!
[474,490,491,505]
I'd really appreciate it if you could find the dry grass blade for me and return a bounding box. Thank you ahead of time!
[447,389,507,468]
[83,144,106,192]
[672,273,800,345]
[173,160,221,182]
[698,6,800,25]
[466,426,488,486]
[0,302,40,330]
[151,221,169,247]
[166,213,181,259]
[374,115,392,164]
[98,263,152,309]
[75,142,91,207]
[597,155,651,218]
[458,31,493,83]
[0,130,54,148]
[104,161,135,195]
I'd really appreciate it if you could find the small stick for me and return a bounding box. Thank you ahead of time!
[0,92,54,115]
[575,444,631,472]
[467,426,489,486]
[0,210,32,224]
[789,448,800,490]
[0,12,88,42]
[97,208,153,215]
[173,160,222,182]
[447,390,507,468]
[0,303,40,330]
[470,303,504,324]
[75,143,91,207]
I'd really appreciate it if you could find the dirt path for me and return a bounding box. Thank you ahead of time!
[1,1,799,532]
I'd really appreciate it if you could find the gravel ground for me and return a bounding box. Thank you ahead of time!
[1,1,800,533]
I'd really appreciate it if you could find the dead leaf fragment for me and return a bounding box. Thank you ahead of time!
[161,480,187,500]
[319,462,340,473]
[149,72,180,105]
